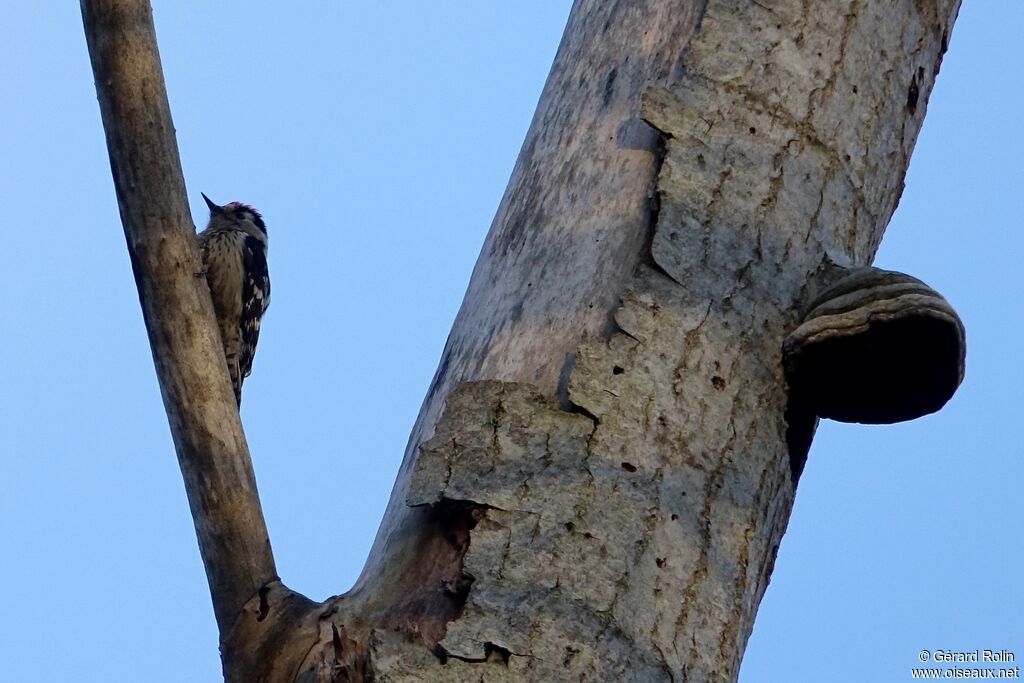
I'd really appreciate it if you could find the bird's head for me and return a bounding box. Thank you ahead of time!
[202,192,267,241]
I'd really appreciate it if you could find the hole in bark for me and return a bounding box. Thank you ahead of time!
[439,642,513,667]
[621,462,637,473]
[656,558,666,568]
[711,376,726,390]
[564,521,575,532]
[485,642,512,665]
[394,499,486,657]
[256,584,270,622]
[748,126,756,134]
[671,514,679,521]
[852,84,858,94]
[612,365,625,375]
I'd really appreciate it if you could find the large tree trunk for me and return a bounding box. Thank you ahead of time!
[83,0,961,681]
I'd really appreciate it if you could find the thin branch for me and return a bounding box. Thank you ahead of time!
[80,0,276,632]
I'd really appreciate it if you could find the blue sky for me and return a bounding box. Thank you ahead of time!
[1,3,1019,681]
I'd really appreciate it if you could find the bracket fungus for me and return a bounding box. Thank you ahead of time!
[783,267,966,425]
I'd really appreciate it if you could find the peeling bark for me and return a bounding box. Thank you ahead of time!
[344,0,961,680]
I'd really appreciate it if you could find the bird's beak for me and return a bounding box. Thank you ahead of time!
[201,192,223,214]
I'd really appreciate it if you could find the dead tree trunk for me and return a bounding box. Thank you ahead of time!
[83,0,963,681]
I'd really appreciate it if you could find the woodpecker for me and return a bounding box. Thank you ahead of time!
[197,193,270,406]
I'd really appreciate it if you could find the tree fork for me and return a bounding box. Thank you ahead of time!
[83,0,962,681]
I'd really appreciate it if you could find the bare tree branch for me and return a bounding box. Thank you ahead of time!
[80,0,276,633]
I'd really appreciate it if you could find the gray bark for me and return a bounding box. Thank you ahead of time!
[80,0,277,634]
[335,1,959,680]
[83,0,961,681]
